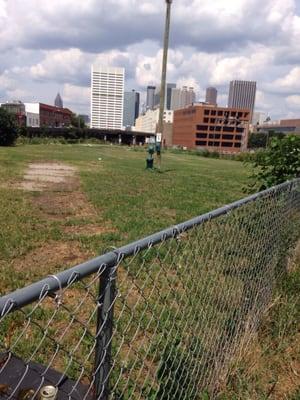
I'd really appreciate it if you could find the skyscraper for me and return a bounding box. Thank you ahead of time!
[123,90,140,127]
[91,66,125,129]
[205,87,217,105]
[146,86,156,110]
[228,80,256,116]
[154,83,176,110]
[170,87,196,110]
[54,93,63,108]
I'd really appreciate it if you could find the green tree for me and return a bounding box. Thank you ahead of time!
[249,135,300,191]
[248,132,267,148]
[0,108,18,146]
[71,114,86,128]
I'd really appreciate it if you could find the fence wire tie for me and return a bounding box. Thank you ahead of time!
[67,270,80,286]
[173,226,180,240]
[39,284,51,301]
[1,298,15,318]
[48,274,63,306]
[134,245,141,256]
[97,264,107,277]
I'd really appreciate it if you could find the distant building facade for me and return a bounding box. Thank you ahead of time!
[154,83,176,110]
[173,104,251,153]
[123,90,140,127]
[228,80,256,119]
[135,109,173,133]
[24,103,40,127]
[1,101,26,126]
[254,118,300,135]
[146,86,156,110]
[91,66,125,129]
[54,93,63,108]
[24,103,72,127]
[205,87,217,105]
[171,87,196,110]
[252,112,267,126]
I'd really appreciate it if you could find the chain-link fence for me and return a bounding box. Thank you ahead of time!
[0,179,299,400]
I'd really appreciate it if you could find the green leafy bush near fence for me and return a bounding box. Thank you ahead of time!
[249,135,300,191]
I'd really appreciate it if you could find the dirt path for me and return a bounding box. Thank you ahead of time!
[11,162,115,278]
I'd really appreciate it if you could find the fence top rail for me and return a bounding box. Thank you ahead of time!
[0,178,299,316]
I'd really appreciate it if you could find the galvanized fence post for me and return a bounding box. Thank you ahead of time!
[94,265,116,400]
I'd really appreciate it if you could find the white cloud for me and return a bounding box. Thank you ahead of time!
[285,95,300,109]
[63,84,90,107]
[272,67,300,92]
[0,0,299,118]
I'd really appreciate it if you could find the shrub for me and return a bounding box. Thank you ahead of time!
[0,108,18,146]
[248,135,300,190]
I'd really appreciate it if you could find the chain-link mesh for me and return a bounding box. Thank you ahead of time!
[0,180,299,400]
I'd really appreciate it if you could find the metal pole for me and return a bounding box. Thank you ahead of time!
[157,0,173,148]
[94,266,116,400]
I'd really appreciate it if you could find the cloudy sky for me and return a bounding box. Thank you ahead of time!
[0,0,300,119]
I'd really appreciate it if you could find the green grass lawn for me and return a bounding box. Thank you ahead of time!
[0,143,250,294]
[0,144,249,268]
[1,143,299,400]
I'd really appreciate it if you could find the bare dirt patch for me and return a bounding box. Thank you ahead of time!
[10,161,116,277]
[19,163,77,191]
[18,162,114,234]
[33,190,97,220]
[12,241,92,274]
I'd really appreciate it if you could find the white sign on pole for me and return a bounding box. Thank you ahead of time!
[156,133,162,143]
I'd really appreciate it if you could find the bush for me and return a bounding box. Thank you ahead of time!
[0,108,18,146]
[248,135,300,190]
[248,132,267,148]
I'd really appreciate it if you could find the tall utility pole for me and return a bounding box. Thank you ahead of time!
[157,0,173,146]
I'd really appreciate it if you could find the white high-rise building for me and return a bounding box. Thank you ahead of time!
[135,109,173,133]
[91,66,125,129]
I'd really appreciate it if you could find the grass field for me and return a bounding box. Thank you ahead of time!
[0,143,249,293]
[0,143,299,399]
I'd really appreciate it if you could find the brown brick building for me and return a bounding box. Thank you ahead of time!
[39,103,73,127]
[173,104,251,153]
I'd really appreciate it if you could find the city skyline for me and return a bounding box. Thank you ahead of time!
[0,1,300,120]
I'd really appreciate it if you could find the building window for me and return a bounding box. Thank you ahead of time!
[195,140,206,146]
[230,111,236,117]
[211,110,216,116]
[209,133,221,139]
[208,141,220,147]
[238,112,243,117]
[204,109,210,115]
[222,142,233,147]
[196,125,208,130]
[210,118,216,123]
[217,110,223,116]
[236,127,244,133]
[204,118,209,123]
[234,142,242,148]
[222,134,234,140]
[236,135,242,140]
[196,133,207,139]
[223,126,234,132]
